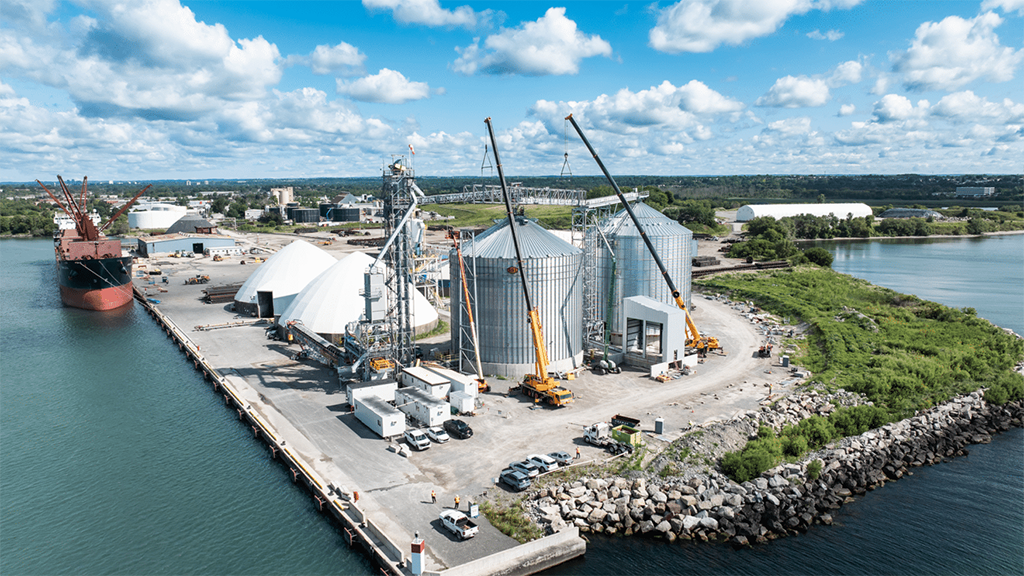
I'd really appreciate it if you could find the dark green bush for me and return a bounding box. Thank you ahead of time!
[807,460,823,480]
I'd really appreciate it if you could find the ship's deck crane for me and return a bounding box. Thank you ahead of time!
[564,114,721,355]
[484,117,573,406]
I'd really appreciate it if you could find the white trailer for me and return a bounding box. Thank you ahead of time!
[354,396,405,439]
[347,379,398,408]
[423,365,478,399]
[396,386,448,428]
[401,366,451,400]
[449,390,475,415]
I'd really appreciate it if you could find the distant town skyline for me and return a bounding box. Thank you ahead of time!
[2,1,1021,182]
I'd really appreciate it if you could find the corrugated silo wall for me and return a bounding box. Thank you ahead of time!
[450,249,583,379]
[599,233,691,335]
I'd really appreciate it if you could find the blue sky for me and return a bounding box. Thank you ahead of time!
[2,0,1021,181]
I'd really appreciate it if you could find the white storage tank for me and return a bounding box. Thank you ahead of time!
[600,202,693,335]
[451,217,583,379]
[354,396,405,439]
[396,387,447,428]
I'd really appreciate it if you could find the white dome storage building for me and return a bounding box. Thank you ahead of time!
[451,217,583,379]
[736,203,872,222]
[279,252,438,339]
[234,240,336,317]
[128,203,188,230]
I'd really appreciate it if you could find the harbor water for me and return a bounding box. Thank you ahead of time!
[1,235,1022,575]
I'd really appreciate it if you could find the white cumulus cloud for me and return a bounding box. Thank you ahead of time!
[931,91,1024,122]
[757,60,862,107]
[453,8,611,76]
[363,0,493,29]
[757,76,830,107]
[287,42,366,76]
[648,0,863,54]
[891,11,1024,92]
[872,94,930,122]
[838,104,856,116]
[981,0,1024,15]
[765,116,812,135]
[807,29,843,41]
[337,69,431,104]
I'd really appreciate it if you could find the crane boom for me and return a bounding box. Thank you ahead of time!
[484,117,571,405]
[565,113,719,353]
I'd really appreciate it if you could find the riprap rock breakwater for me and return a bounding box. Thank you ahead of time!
[527,392,1023,546]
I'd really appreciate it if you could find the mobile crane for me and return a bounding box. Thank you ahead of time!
[484,117,574,406]
[565,113,721,355]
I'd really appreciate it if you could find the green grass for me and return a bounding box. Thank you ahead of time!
[422,203,573,229]
[479,499,545,543]
[700,267,1024,482]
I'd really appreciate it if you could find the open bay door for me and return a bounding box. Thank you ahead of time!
[257,290,274,318]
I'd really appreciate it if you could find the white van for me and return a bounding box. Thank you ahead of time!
[403,429,431,451]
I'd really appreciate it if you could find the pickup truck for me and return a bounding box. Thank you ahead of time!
[439,509,478,540]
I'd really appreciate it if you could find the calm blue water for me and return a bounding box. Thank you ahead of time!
[2,235,1022,576]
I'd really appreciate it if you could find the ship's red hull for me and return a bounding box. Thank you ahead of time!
[59,282,134,311]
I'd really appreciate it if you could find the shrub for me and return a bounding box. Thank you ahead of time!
[803,247,834,268]
[782,435,808,457]
[807,460,823,480]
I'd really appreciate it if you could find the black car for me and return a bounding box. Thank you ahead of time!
[443,419,473,439]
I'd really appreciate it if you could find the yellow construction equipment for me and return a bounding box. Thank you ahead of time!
[484,117,573,406]
[565,114,721,355]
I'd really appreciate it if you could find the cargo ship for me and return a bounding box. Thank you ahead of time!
[38,176,150,311]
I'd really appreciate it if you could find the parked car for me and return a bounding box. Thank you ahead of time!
[527,453,559,473]
[548,451,573,466]
[426,427,450,443]
[403,429,431,451]
[509,460,540,478]
[443,419,473,439]
[499,468,531,491]
[439,509,478,540]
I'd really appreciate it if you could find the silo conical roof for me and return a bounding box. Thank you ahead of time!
[279,251,438,335]
[604,202,692,239]
[464,217,581,259]
[234,240,336,312]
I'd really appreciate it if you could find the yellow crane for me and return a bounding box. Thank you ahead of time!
[484,117,573,406]
[565,114,721,355]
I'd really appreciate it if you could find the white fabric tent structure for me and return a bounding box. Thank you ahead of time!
[234,240,336,316]
[736,203,872,222]
[279,251,439,337]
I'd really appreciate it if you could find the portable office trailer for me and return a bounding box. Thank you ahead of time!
[449,391,475,414]
[395,386,447,428]
[401,366,451,399]
[422,365,478,399]
[354,396,405,439]
[347,379,398,408]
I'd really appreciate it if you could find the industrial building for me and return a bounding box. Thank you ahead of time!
[955,187,995,197]
[278,251,438,339]
[136,234,235,257]
[736,203,872,222]
[234,240,336,317]
[450,216,583,379]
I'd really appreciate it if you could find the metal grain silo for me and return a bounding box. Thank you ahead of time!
[600,202,693,334]
[451,217,583,379]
